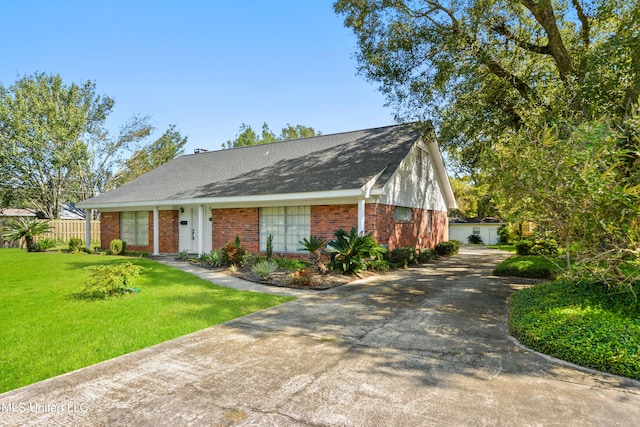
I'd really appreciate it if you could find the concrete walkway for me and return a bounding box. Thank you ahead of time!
[1,247,639,426]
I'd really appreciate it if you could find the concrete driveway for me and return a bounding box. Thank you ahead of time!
[1,247,639,426]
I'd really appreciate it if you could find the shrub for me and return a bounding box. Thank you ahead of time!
[38,237,58,251]
[366,258,391,271]
[509,280,640,379]
[209,249,223,267]
[516,240,533,255]
[273,256,309,271]
[497,224,513,244]
[493,255,561,279]
[81,262,146,299]
[386,246,417,268]
[435,240,459,257]
[68,237,84,252]
[109,239,126,255]
[326,228,387,275]
[178,250,189,261]
[198,253,211,267]
[417,249,435,263]
[517,236,559,256]
[467,234,484,244]
[252,259,278,280]
[221,236,246,266]
[287,267,314,287]
[530,237,559,256]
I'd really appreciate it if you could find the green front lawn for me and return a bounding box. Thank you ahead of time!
[0,249,293,393]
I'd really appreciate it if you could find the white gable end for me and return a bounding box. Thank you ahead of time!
[379,142,448,211]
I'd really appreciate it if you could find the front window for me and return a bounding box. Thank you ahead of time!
[394,206,412,222]
[121,211,149,246]
[260,206,310,252]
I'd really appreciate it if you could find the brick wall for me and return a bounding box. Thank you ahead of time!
[367,204,448,250]
[101,204,449,255]
[212,208,259,253]
[310,205,358,241]
[100,212,120,250]
[100,210,179,253]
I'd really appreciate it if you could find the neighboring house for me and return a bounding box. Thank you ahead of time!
[78,124,457,256]
[448,217,506,245]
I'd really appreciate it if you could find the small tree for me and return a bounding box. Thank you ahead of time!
[2,217,51,251]
[299,235,328,274]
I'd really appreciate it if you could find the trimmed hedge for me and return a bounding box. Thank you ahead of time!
[435,240,460,257]
[509,280,640,379]
[493,255,561,279]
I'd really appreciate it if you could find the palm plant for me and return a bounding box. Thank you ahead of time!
[299,235,328,274]
[2,217,52,251]
[325,228,386,275]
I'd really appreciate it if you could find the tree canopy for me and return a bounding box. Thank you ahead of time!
[115,125,187,186]
[222,123,321,149]
[335,0,639,168]
[335,0,640,286]
[0,73,152,218]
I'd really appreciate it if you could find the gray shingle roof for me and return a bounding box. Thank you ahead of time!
[80,124,423,206]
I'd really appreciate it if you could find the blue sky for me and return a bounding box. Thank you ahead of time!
[1,1,395,153]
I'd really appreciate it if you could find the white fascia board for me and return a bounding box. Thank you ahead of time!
[426,138,458,210]
[77,189,369,211]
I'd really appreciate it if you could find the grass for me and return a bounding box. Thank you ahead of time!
[0,249,294,393]
[509,280,640,379]
[493,255,562,279]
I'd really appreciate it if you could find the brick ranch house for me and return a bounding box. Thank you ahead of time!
[78,124,457,257]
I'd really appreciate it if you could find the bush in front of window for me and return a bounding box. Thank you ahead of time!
[109,239,126,255]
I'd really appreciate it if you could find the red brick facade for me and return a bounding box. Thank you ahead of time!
[100,204,448,255]
[366,204,448,250]
[100,212,120,249]
[211,208,260,253]
[100,210,179,253]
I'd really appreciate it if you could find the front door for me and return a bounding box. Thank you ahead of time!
[178,207,212,254]
[179,208,198,253]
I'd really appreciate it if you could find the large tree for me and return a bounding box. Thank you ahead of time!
[0,73,152,217]
[115,124,187,186]
[334,0,639,164]
[335,1,640,285]
[223,122,321,149]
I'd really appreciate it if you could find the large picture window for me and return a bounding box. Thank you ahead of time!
[260,206,310,253]
[121,211,149,246]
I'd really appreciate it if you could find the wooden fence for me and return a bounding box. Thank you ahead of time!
[40,220,101,243]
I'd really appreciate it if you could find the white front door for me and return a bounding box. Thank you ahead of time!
[178,207,212,254]
[179,208,198,253]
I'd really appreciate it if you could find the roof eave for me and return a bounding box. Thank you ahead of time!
[77,188,369,211]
